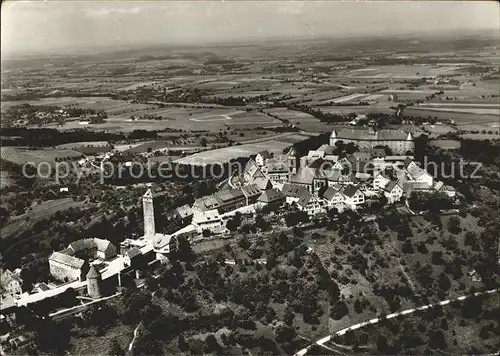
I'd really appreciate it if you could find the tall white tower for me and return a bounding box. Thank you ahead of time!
[143,188,156,238]
[329,130,338,146]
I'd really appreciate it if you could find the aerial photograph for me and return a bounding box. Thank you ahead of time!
[0,1,499,355]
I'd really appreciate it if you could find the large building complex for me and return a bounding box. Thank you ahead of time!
[49,238,117,282]
[330,128,414,154]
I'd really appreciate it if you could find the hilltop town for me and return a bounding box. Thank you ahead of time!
[1,3,499,354]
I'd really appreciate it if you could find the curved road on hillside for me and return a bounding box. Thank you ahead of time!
[294,288,499,356]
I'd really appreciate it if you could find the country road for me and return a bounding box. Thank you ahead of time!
[294,288,499,356]
[128,322,142,352]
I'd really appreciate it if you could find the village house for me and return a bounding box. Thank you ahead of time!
[322,185,345,207]
[265,156,290,186]
[297,190,325,216]
[383,180,405,203]
[152,234,178,256]
[405,159,434,187]
[241,183,263,205]
[192,209,225,234]
[256,188,286,209]
[326,169,358,187]
[290,166,316,193]
[176,204,194,223]
[373,170,394,190]
[432,181,457,198]
[341,185,365,208]
[0,270,22,298]
[281,183,309,205]
[255,150,272,168]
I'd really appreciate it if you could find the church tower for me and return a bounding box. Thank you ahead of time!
[329,129,338,146]
[86,265,102,299]
[287,147,298,175]
[143,188,156,238]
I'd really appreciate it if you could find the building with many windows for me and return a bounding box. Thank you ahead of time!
[330,128,414,154]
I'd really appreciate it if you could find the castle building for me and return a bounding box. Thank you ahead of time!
[330,128,414,154]
[86,265,102,299]
[48,238,117,282]
[49,252,89,282]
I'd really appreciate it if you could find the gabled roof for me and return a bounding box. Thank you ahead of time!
[342,185,362,198]
[403,181,433,194]
[266,158,288,173]
[308,158,326,170]
[375,169,394,180]
[193,209,221,223]
[383,180,399,193]
[244,159,265,180]
[286,146,297,156]
[353,152,371,161]
[323,185,344,201]
[257,150,272,159]
[126,247,142,259]
[241,183,262,198]
[215,188,245,203]
[153,233,176,250]
[282,183,308,198]
[254,176,271,190]
[143,188,153,199]
[316,144,335,155]
[176,204,193,219]
[257,188,285,203]
[93,238,113,252]
[68,238,114,254]
[404,157,414,169]
[0,270,21,287]
[194,194,222,211]
[290,166,316,185]
[433,181,444,191]
[49,251,86,269]
[406,163,427,179]
[324,155,340,162]
[297,190,314,207]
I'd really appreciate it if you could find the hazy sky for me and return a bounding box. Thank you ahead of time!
[2,1,499,56]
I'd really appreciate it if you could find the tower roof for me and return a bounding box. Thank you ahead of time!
[143,188,153,199]
[86,265,101,279]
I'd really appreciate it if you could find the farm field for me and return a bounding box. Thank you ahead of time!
[346,64,467,79]
[422,124,457,135]
[459,133,499,140]
[404,108,499,124]
[33,107,282,132]
[174,133,310,165]
[0,146,84,167]
[56,141,112,154]
[428,139,462,149]
[413,104,499,116]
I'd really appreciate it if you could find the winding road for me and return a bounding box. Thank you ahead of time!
[294,288,499,356]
